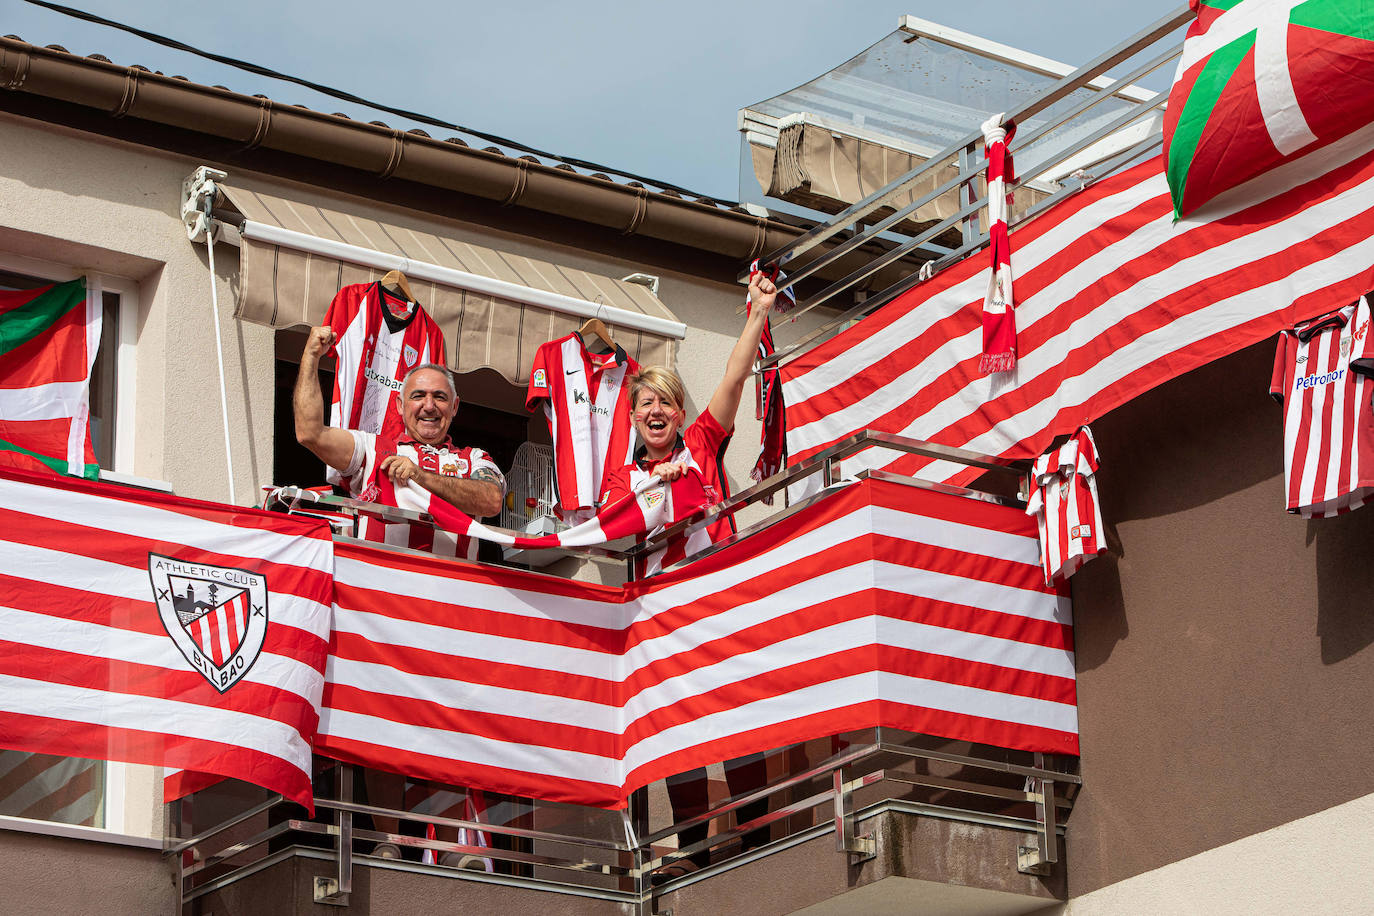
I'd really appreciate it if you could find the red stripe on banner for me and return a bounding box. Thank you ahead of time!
[327,631,618,706]
[0,465,335,543]
[0,710,313,811]
[0,640,320,735]
[873,590,1073,652]
[0,573,330,676]
[320,683,619,759]
[333,583,624,654]
[315,734,622,810]
[163,769,225,803]
[623,536,874,651]
[0,507,334,608]
[871,533,1049,594]
[877,700,1079,756]
[621,639,1074,751]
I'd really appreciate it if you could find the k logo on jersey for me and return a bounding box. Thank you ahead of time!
[149,553,269,693]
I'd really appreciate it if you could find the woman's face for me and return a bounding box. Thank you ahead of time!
[631,388,683,458]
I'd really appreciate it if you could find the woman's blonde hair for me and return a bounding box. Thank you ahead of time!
[628,366,685,411]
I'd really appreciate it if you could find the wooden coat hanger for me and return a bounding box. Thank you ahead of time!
[579,316,616,354]
[379,269,417,304]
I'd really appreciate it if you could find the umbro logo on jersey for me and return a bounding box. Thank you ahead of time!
[149,554,268,693]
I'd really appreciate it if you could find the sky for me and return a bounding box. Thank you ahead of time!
[5,0,1185,201]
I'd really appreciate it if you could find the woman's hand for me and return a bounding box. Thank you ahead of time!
[651,461,688,483]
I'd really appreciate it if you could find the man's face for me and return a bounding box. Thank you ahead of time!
[399,368,458,446]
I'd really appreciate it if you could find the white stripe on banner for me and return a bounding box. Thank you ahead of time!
[2,478,331,575]
[316,706,620,787]
[0,673,312,772]
[0,605,323,706]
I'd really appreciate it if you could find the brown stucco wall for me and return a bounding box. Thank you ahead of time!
[0,830,176,915]
[1066,338,1374,895]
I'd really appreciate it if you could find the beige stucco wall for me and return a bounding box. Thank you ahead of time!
[1035,791,1374,915]
[0,110,274,503]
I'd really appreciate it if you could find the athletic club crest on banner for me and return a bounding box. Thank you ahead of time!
[149,553,269,692]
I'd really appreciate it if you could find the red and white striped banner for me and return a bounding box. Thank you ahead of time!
[783,124,1374,490]
[0,468,334,810]
[318,477,1074,809]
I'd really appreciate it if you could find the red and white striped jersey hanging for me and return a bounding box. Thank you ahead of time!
[980,113,1018,375]
[1026,426,1107,586]
[324,282,446,483]
[525,333,638,519]
[1269,295,1374,517]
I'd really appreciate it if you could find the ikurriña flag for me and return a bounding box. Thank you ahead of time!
[0,467,335,811]
[0,278,101,479]
[1164,0,1374,218]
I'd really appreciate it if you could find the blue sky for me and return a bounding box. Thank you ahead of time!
[5,0,1184,199]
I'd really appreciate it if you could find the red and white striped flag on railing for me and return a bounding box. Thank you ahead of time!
[784,123,1374,490]
[316,476,1073,809]
[0,468,334,811]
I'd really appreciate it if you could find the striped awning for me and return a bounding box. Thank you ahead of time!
[215,182,682,384]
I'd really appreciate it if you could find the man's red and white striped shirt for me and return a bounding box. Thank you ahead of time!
[525,333,638,520]
[1270,296,1374,518]
[342,431,505,560]
[1026,426,1106,586]
[325,282,447,483]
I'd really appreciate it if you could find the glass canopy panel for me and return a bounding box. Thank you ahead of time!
[739,26,1158,208]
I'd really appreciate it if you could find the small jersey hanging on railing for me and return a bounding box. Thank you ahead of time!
[1026,426,1107,586]
[979,113,1018,375]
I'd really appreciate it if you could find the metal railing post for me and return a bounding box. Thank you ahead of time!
[832,769,875,862]
[1018,752,1057,875]
[314,766,352,905]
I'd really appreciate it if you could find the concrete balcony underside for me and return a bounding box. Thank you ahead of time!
[191,804,1064,916]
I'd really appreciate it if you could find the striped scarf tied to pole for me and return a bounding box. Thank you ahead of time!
[980,113,1018,375]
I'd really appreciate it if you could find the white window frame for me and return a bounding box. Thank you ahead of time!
[0,249,151,840]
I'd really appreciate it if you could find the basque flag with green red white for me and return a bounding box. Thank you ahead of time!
[1164,0,1374,219]
[0,278,101,479]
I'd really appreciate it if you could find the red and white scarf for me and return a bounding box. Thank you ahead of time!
[424,474,684,552]
[748,259,796,499]
[980,113,1018,375]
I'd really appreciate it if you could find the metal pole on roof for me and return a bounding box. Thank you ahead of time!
[204,201,237,506]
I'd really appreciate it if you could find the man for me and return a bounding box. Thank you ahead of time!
[294,325,504,558]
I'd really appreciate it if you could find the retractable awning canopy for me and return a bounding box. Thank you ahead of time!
[215,182,683,383]
[739,17,1158,222]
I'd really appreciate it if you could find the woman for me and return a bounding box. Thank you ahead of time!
[601,270,778,575]
[602,269,779,877]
